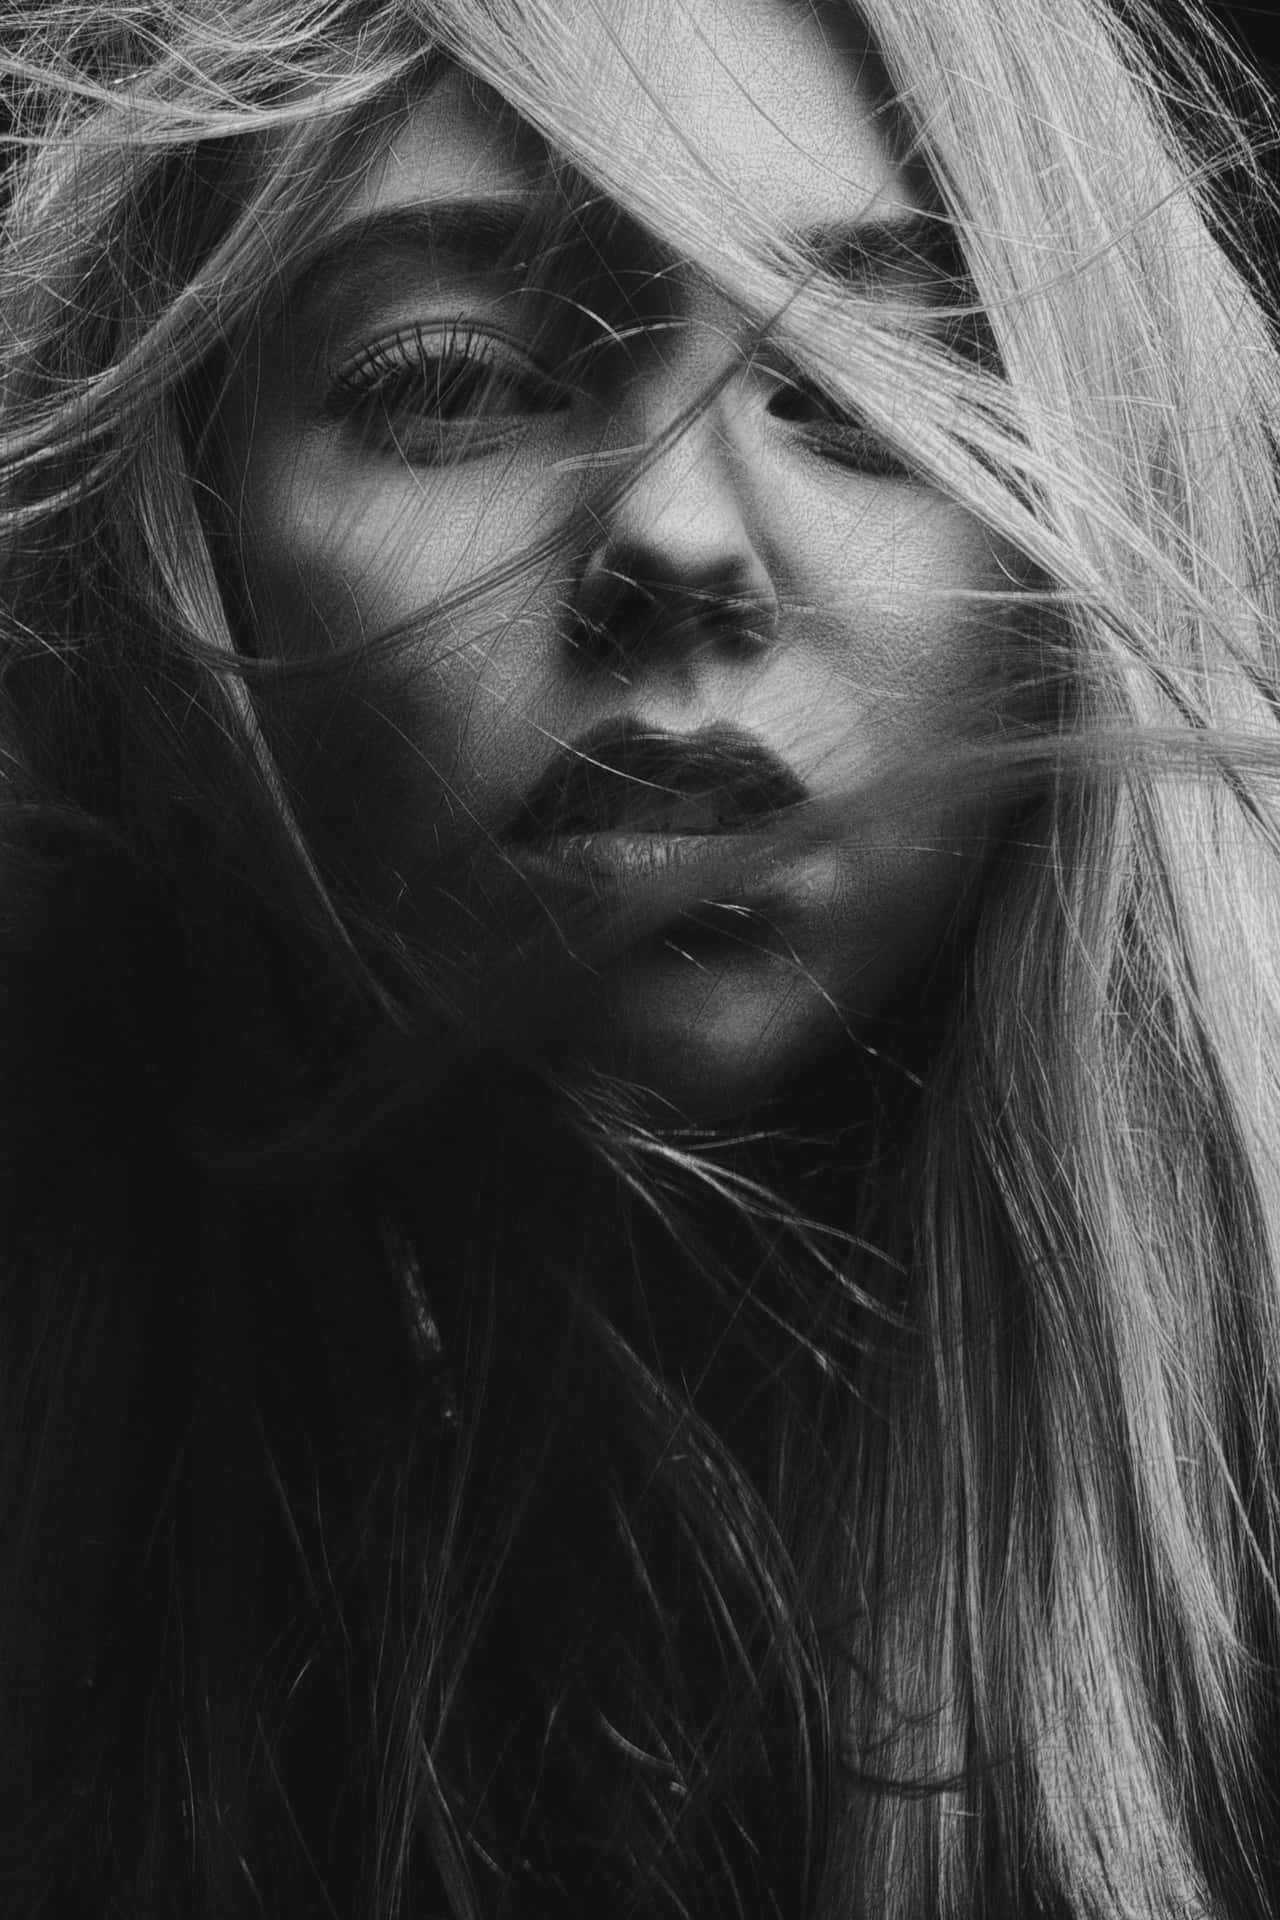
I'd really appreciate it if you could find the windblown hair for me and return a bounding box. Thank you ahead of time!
[4,0,1280,1915]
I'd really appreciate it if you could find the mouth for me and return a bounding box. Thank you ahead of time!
[508,828,768,890]
[505,721,809,876]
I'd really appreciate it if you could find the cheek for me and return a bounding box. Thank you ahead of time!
[780,478,1010,669]
[760,476,1024,792]
[239,438,553,644]
[235,445,576,832]
[745,484,1023,996]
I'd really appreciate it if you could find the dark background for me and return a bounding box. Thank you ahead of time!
[1213,2,1276,81]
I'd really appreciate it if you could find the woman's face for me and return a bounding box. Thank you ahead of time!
[221,0,1017,1115]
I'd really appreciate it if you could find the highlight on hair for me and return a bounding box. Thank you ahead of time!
[4,1,1280,1914]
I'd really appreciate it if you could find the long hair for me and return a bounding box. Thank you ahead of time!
[4,1,1280,1914]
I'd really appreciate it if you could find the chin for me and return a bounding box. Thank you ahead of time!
[578,940,861,1121]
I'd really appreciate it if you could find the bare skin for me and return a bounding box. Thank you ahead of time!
[219,0,1017,1114]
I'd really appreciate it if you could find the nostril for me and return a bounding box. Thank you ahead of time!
[568,546,778,672]
[566,568,660,662]
[702,593,775,652]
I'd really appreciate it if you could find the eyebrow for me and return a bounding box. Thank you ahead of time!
[290,196,553,309]
[290,195,968,311]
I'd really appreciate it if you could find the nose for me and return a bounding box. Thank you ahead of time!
[570,382,780,679]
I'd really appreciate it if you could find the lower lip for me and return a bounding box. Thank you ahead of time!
[508,831,777,886]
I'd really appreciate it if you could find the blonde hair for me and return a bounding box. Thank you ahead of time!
[4,2,1280,1915]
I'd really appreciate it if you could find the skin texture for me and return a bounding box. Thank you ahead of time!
[219,0,1020,1115]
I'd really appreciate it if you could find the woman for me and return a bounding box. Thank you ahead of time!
[3,0,1280,1913]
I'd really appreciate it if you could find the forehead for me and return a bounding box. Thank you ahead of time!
[344,0,913,232]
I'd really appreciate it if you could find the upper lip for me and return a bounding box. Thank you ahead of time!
[507,721,810,841]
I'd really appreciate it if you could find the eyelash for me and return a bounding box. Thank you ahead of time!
[326,320,915,480]
[762,370,915,480]
[326,321,571,461]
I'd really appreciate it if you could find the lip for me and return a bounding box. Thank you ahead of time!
[506,720,810,846]
[509,827,780,886]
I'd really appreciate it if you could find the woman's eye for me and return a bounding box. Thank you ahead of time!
[765,373,915,480]
[326,324,571,463]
